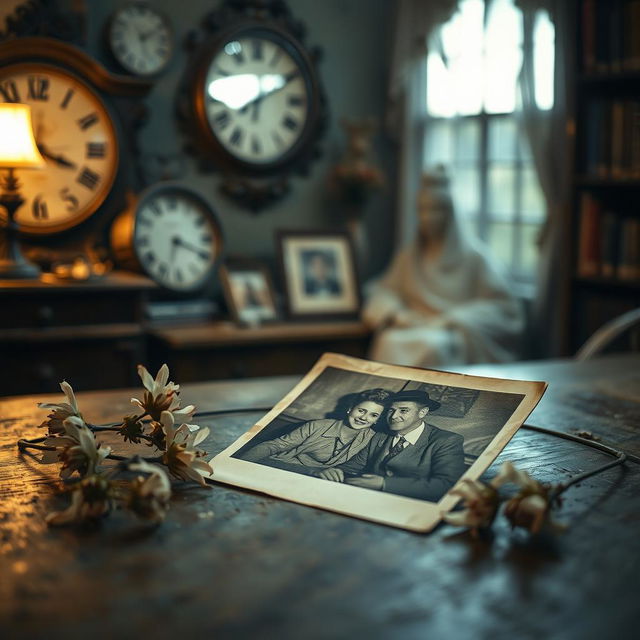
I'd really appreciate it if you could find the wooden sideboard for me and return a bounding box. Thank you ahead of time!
[0,272,155,396]
[148,320,372,381]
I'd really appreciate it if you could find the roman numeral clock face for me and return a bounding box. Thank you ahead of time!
[0,63,118,234]
[133,188,221,292]
[203,32,311,166]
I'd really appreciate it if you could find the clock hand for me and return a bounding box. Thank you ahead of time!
[238,69,301,114]
[172,236,210,260]
[37,143,77,169]
[139,27,161,42]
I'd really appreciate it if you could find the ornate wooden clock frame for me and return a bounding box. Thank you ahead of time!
[176,0,329,212]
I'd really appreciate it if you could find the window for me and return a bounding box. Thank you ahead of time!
[423,0,554,286]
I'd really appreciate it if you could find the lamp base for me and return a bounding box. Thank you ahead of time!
[0,170,41,281]
[0,256,41,279]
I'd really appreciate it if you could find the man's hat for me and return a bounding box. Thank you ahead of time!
[391,389,441,411]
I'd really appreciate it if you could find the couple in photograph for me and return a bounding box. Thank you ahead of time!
[240,387,465,502]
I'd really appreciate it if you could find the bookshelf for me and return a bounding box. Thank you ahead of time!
[568,0,640,354]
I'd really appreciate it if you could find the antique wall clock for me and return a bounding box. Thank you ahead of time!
[110,183,224,293]
[0,37,151,243]
[107,2,174,77]
[178,0,328,210]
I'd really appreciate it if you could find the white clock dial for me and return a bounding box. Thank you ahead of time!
[0,63,119,234]
[134,190,220,291]
[203,33,310,164]
[109,2,173,76]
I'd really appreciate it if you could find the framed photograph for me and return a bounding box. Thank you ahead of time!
[220,259,278,326]
[277,230,360,319]
[210,353,546,532]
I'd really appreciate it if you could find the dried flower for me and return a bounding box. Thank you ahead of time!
[45,474,115,526]
[159,411,212,487]
[45,416,111,479]
[126,460,172,523]
[118,414,146,444]
[131,364,194,422]
[444,478,500,536]
[38,380,82,435]
[492,461,557,534]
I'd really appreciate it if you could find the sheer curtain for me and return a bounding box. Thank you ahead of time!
[387,0,458,247]
[516,0,571,356]
[388,0,570,356]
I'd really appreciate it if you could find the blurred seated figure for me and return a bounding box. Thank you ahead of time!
[362,167,524,368]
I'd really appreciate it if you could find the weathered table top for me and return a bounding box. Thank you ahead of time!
[1,354,639,639]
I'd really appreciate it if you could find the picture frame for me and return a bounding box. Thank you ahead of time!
[220,259,279,326]
[277,230,361,319]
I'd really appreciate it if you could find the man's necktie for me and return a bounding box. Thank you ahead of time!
[382,435,407,467]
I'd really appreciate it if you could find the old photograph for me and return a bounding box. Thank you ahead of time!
[278,231,360,318]
[221,261,278,326]
[210,353,546,531]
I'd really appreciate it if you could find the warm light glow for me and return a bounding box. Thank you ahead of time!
[208,73,286,110]
[0,103,45,169]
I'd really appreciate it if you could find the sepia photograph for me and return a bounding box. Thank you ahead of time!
[220,260,278,326]
[211,353,547,531]
[278,231,360,318]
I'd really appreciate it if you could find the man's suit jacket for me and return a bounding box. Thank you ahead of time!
[338,423,465,502]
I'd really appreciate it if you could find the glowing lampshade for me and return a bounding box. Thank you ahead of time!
[0,103,45,169]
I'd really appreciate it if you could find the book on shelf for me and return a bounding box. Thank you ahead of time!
[584,99,640,178]
[577,194,640,281]
[618,218,640,280]
[582,0,640,73]
[578,193,601,276]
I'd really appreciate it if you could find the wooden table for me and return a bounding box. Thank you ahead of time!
[1,354,639,639]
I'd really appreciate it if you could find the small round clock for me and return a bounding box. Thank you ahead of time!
[188,23,324,176]
[110,183,224,293]
[0,62,120,235]
[108,2,173,77]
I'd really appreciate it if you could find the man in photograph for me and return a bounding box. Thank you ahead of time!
[316,389,465,502]
[302,250,342,296]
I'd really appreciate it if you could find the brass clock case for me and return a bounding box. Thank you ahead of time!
[0,37,152,238]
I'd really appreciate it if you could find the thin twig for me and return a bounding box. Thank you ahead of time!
[17,439,54,452]
[552,453,627,497]
[522,423,640,464]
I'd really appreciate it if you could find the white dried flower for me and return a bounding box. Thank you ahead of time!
[159,411,212,487]
[131,364,194,422]
[444,478,500,536]
[44,416,111,479]
[38,381,82,435]
[493,461,556,534]
[126,460,172,523]
[45,474,114,526]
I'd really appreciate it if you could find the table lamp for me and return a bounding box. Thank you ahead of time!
[0,103,45,279]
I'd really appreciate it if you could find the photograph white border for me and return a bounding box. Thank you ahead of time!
[210,353,547,532]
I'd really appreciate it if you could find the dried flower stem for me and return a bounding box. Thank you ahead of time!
[17,438,161,464]
[521,423,630,500]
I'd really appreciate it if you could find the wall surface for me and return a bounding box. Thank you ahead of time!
[80,0,397,285]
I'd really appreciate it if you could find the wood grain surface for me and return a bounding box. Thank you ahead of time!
[1,355,639,639]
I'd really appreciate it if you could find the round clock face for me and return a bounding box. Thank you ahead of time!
[201,28,313,168]
[0,63,119,235]
[133,187,222,292]
[109,2,173,76]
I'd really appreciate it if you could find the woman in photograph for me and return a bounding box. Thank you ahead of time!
[239,388,393,470]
